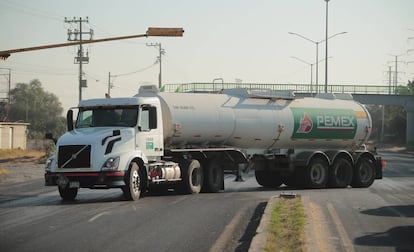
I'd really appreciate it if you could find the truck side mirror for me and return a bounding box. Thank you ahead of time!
[67,109,74,131]
[45,133,57,145]
[148,106,157,129]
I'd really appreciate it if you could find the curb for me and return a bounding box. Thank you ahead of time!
[248,195,279,252]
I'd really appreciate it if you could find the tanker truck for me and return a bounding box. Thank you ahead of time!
[45,85,383,200]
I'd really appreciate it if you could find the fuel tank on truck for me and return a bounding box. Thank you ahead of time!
[137,87,372,153]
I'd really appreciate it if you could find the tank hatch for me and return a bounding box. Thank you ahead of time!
[221,88,295,100]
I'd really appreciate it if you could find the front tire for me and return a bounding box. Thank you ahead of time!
[122,162,142,201]
[58,186,78,200]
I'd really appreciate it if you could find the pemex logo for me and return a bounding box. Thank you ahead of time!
[291,107,357,139]
[296,112,313,133]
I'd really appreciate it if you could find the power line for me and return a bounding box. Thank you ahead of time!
[112,63,157,77]
[106,63,157,97]
[0,0,64,22]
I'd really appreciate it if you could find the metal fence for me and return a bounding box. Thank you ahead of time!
[161,82,401,95]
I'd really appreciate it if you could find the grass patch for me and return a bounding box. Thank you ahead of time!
[265,196,306,252]
[0,149,46,163]
[0,166,11,176]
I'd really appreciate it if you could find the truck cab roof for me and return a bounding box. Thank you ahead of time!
[78,97,141,108]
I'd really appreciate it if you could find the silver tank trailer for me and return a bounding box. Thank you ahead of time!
[151,89,372,153]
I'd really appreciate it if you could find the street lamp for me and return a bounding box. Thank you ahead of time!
[288,31,346,90]
[291,56,314,91]
[325,0,330,93]
[291,56,332,93]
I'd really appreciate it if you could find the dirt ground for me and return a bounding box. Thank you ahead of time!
[0,150,46,184]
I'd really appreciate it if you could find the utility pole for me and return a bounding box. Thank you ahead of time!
[388,54,405,94]
[388,66,392,94]
[107,72,115,98]
[147,43,164,89]
[0,68,11,121]
[65,17,93,101]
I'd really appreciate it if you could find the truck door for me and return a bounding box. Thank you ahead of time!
[137,104,164,157]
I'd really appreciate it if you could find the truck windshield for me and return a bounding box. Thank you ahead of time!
[76,106,138,128]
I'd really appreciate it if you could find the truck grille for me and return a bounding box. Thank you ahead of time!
[58,145,91,168]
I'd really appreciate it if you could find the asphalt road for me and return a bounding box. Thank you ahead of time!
[0,149,412,252]
[301,149,414,252]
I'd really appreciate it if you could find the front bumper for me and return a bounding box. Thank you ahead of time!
[45,171,126,188]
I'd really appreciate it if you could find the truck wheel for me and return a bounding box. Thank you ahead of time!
[281,175,297,188]
[204,159,224,193]
[122,162,142,201]
[329,158,353,188]
[58,186,78,200]
[255,171,282,188]
[351,158,375,188]
[177,159,203,194]
[304,157,328,188]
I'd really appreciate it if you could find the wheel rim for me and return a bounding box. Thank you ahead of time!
[132,170,140,194]
[211,167,218,184]
[191,168,200,186]
[337,164,347,180]
[359,162,373,183]
[310,163,326,184]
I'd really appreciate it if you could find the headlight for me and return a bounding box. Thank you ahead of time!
[45,157,54,172]
[102,157,120,171]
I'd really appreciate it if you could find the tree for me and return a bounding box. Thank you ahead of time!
[384,105,406,143]
[408,79,414,94]
[366,105,382,141]
[366,104,406,144]
[6,79,66,139]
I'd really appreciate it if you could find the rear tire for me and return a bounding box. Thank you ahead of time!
[303,157,328,188]
[204,159,224,193]
[176,159,203,194]
[58,186,78,200]
[255,170,282,188]
[329,158,353,188]
[122,162,142,201]
[281,174,297,188]
[352,158,375,188]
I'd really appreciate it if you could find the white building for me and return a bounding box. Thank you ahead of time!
[0,122,30,149]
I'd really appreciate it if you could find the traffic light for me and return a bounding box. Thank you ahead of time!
[146,27,184,37]
[0,53,10,60]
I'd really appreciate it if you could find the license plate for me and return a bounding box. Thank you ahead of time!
[69,181,80,188]
[56,176,69,187]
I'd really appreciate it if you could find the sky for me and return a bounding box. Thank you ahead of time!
[0,0,413,112]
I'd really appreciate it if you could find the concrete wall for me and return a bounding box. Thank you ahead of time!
[352,94,414,151]
[0,123,30,149]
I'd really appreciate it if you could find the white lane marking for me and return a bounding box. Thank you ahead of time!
[209,206,248,252]
[327,203,355,252]
[304,198,333,252]
[88,211,110,223]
